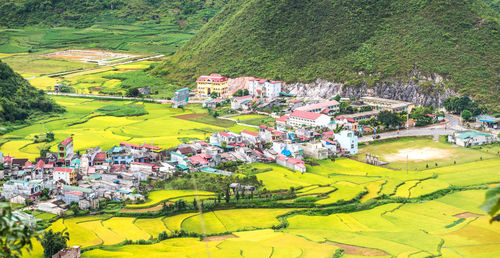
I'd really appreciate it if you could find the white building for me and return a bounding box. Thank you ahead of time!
[130,162,155,173]
[248,79,282,98]
[296,100,340,114]
[276,155,306,173]
[448,131,496,147]
[53,167,76,185]
[300,142,329,160]
[241,129,259,144]
[231,95,253,110]
[287,110,331,128]
[335,130,358,154]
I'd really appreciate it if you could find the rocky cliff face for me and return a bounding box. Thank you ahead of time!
[284,74,457,107]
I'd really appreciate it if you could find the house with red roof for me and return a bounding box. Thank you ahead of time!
[276,115,289,127]
[53,167,77,185]
[241,129,259,144]
[276,154,306,173]
[211,131,242,145]
[296,100,339,114]
[196,73,229,97]
[248,78,282,98]
[288,110,331,128]
[58,137,74,162]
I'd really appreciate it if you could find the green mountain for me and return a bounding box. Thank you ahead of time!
[155,0,500,111]
[0,60,63,123]
[0,0,227,28]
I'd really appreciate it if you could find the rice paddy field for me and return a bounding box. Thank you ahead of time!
[125,190,216,208]
[0,96,253,160]
[20,155,500,257]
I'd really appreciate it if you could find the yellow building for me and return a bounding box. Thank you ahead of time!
[196,73,229,97]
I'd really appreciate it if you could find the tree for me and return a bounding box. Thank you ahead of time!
[40,229,69,258]
[192,198,197,209]
[70,202,79,215]
[210,91,218,99]
[0,206,41,257]
[243,89,249,95]
[126,88,141,97]
[225,187,230,203]
[333,94,341,101]
[378,110,402,128]
[461,110,472,121]
[480,184,500,223]
[221,141,227,150]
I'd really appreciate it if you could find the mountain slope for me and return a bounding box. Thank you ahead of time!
[0,0,227,28]
[155,0,500,111]
[0,61,63,123]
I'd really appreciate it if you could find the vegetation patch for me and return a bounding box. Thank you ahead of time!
[97,103,148,117]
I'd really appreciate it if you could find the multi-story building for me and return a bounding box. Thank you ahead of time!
[276,155,306,173]
[53,167,77,185]
[300,142,329,159]
[196,74,229,97]
[287,110,331,128]
[335,130,358,154]
[231,95,253,110]
[248,79,282,98]
[1,179,42,199]
[58,137,73,162]
[360,97,414,113]
[173,88,190,108]
[296,100,340,114]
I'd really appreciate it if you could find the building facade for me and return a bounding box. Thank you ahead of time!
[248,79,282,98]
[335,130,358,154]
[196,74,229,97]
[173,88,190,108]
[287,110,331,128]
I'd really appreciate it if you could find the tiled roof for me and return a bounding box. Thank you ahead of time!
[235,95,252,100]
[197,74,228,83]
[65,191,83,196]
[290,110,323,120]
[219,132,231,137]
[276,115,289,122]
[95,152,106,160]
[142,144,162,151]
[189,155,209,165]
[242,129,258,137]
[296,100,339,112]
[120,142,141,148]
[131,162,155,166]
[54,167,74,173]
[60,137,73,146]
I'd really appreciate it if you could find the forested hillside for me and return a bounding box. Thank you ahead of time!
[154,0,500,111]
[0,61,63,123]
[0,0,228,28]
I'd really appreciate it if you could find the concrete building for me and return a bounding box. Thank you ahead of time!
[1,179,42,200]
[360,96,414,113]
[53,167,77,185]
[287,110,331,128]
[172,88,190,108]
[241,129,259,144]
[196,74,229,97]
[300,142,329,159]
[248,79,282,98]
[335,130,358,154]
[276,155,306,173]
[58,137,73,163]
[448,131,496,147]
[231,95,253,110]
[296,100,340,114]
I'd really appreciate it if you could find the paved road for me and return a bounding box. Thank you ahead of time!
[358,127,455,142]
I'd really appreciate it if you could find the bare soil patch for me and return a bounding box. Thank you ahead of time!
[327,241,389,256]
[383,147,452,162]
[202,234,237,242]
[454,212,484,218]
[174,113,207,120]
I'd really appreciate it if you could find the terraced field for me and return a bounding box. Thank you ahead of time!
[0,96,254,160]
[21,157,500,257]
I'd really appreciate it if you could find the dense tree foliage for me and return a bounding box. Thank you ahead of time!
[0,206,40,257]
[0,0,228,29]
[0,61,64,124]
[443,96,486,115]
[155,0,500,112]
[39,229,69,258]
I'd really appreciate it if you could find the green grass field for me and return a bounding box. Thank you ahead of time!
[355,137,499,170]
[0,96,255,160]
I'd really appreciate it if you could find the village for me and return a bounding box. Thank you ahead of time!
[1,73,498,217]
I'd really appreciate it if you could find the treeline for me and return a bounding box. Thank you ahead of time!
[0,0,228,28]
[0,61,64,124]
